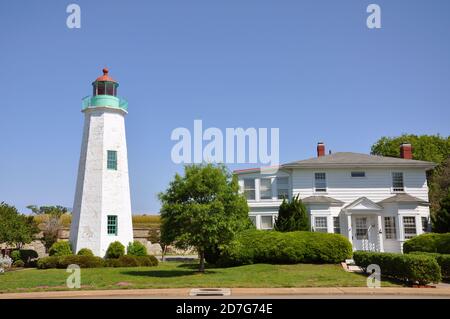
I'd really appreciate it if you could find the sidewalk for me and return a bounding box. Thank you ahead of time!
[1,287,450,299]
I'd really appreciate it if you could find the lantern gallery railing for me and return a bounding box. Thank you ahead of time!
[82,95,128,112]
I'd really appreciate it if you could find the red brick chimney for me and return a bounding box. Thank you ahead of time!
[400,143,412,159]
[317,142,325,157]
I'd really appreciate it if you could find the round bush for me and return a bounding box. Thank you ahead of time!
[77,248,94,257]
[13,260,25,268]
[48,241,73,257]
[217,230,353,266]
[127,241,148,256]
[106,241,125,259]
[403,233,450,254]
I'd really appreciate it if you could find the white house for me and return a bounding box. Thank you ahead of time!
[234,142,436,253]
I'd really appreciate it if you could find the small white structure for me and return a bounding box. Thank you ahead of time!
[70,68,134,257]
[235,142,436,253]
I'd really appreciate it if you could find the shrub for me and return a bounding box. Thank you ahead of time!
[403,233,450,254]
[105,255,158,267]
[106,241,125,259]
[37,256,60,269]
[216,230,353,266]
[48,241,73,256]
[77,248,94,257]
[408,252,450,280]
[10,250,21,262]
[127,241,148,256]
[18,249,39,265]
[353,251,441,285]
[13,260,25,267]
[57,255,105,268]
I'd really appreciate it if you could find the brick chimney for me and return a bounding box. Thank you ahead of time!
[400,143,412,159]
[317,142,325,157]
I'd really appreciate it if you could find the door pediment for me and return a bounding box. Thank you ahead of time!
[343,197,383,212]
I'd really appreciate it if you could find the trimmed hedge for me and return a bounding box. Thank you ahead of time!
[37,255,104,269]
[77,248,94,257]
[408,252,450,280]
[403,233,450,254]
[37,255,159,269]
[353,251,441,285]
[105,255,158,267]
[216,230,353,266]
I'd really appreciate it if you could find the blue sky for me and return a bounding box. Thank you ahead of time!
[0,0,449,215]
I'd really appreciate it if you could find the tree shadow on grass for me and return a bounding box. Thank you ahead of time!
[121,269,217,278]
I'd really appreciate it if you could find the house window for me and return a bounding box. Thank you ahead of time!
[351,171,365,178]
[392,172,404,192]
[355,217,368,240]
[277,177,289,199]
[249,216,257,227]
[403,216,417,239]
[384,216,397,239]
[243,179,255,200]
[314,173,327,192]
[107,150,117,170]
[260,216,273,230]
[260,178,272,200]
[333,217,341,234]
[107,215,118,235]
[421,217,429,233]
[314,217,328,233]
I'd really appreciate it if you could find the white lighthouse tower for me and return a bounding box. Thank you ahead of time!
[70,68,134,257]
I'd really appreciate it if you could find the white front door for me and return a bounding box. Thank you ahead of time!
[353,216,378,251]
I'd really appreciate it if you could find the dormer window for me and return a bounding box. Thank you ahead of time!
[314,172,327,192]
[392,172,404,192]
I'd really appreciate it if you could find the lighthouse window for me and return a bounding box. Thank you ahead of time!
[107,215,118,235]
[97,82,106,95]
[106,82,115,96]
[107,150,117,170]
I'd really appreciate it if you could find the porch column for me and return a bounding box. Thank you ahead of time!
[347,214,353,250]
[377,215,384,252]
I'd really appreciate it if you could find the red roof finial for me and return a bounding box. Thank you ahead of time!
[95,67,116,83]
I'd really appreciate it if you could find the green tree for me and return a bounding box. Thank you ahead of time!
[274,194,309,232]
[432,191,450,233]
[371,134,450,164]
[159,164,251,272]
[0,202,39,249]
[27,205,70,251]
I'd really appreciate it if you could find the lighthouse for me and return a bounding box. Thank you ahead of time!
[70,68,134,257]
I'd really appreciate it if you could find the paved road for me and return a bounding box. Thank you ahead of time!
[2,287,450,299]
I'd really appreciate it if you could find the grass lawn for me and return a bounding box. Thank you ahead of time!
[0,262,401,293]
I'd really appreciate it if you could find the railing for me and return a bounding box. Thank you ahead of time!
[81,95,128,112]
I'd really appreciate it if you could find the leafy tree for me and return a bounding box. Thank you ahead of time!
[432,191,450,233]
[274,194,309,232]
[159,164,251,272]
[0,202,39,249]
[371,134,450,164]
[27,205,69,252]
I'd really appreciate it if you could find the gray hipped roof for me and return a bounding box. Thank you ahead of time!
[301,196,344,205]
[282,152,436,169]
[378,193,430,206]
